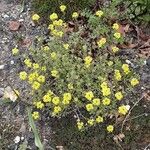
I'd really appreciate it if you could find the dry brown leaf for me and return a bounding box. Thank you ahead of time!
[9,21,20,31]
[20,38,32,48]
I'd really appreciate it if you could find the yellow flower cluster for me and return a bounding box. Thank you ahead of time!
[72,12,79,18]
[122,64,130,74]
[51,70,59,78]
[85,91,94,100]
[77,120,84,130]
[107,125,114,132]
[12,47,19,55]
[48,12,66,37]
[118,105,129,115]
[60,5,66,12]
[112,46,119,53]
[114,69,122,81]
[102,97,111,105]
[32,111,40,120]
[100,82,111,96]
[32,14,40,21]
[115,91,123,100]
[84,56,93,68]
[95,10,104,17]
[63,93,72,105]
[114,32,121,39]
[97,38,106,47]
[112,23,119,30]
[130,78,139,86]
[24,59,32,68]
[19,71,27,80]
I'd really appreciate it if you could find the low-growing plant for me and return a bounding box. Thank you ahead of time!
[14,6,140,134]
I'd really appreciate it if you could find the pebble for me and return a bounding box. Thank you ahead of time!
[0,64,5,70]
[14,136,20,143]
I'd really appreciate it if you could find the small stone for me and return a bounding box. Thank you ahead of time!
[0,65,5,70]
[10,60,14,65]
[9,21,21,31]
[19,19,24,22]
[14,136,20,143]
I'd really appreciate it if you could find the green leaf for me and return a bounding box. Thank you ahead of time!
[27,107,44,150]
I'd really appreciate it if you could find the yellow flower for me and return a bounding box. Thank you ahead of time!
[86,103,94,111]
[19,71,27,80]
[32,81,40,90]
[107,61,113,66]
[60,5,66,12]
[32,111,39,120]
[33,63,39,69]
[47,90,53,96]
[51,70,59,78]
[96,116,103,123]
[112,46,119,53]
[36,101,44,109]
[68,83,73,89]
[114,70,122,81]
[52,97,60,105]
[77,120,84,130]
[28,72,38,84]
[51,52,57,59]
[41,66,47,72]
[102,97,111,105]
[43,94,51,103]
[37,75,45,83]
[12,47,19,55]
[130,78,139,86]
[48,24,54,30]
[114,32,121,39]
[62,99,70,105]
[50,13,58,20]
[32,14,40,21]
[92,98,100,106]
[24,59,32,68]
[87,119,94,126]
[115,92,123,100]
[57,31,64,37]
[118,105,128,115]
[85,91,94,100]
[72,12,79,18]
[107,125,114,132]
[63,93,72,101]
[53,106,62,114]
[101,87,111,96]
[63,44,69,50]
[100,82,108,88]
[95,10,104,17]
[53,19,63,26]
[84,56,92,65]
[43,46,50,51]
[122,64,130,74]
[112,23,119,30]
[97,38,106,47]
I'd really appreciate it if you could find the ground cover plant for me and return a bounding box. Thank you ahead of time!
[15,6,141,134]
[1,0,149,149]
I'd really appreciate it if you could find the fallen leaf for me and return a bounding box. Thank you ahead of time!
[9,21,20,31]
[3,86,18,102]
[20,38,32,48]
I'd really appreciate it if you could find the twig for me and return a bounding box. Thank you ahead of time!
[121,96,144,133]
[144,143,150,150]
[126,113,148,121]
